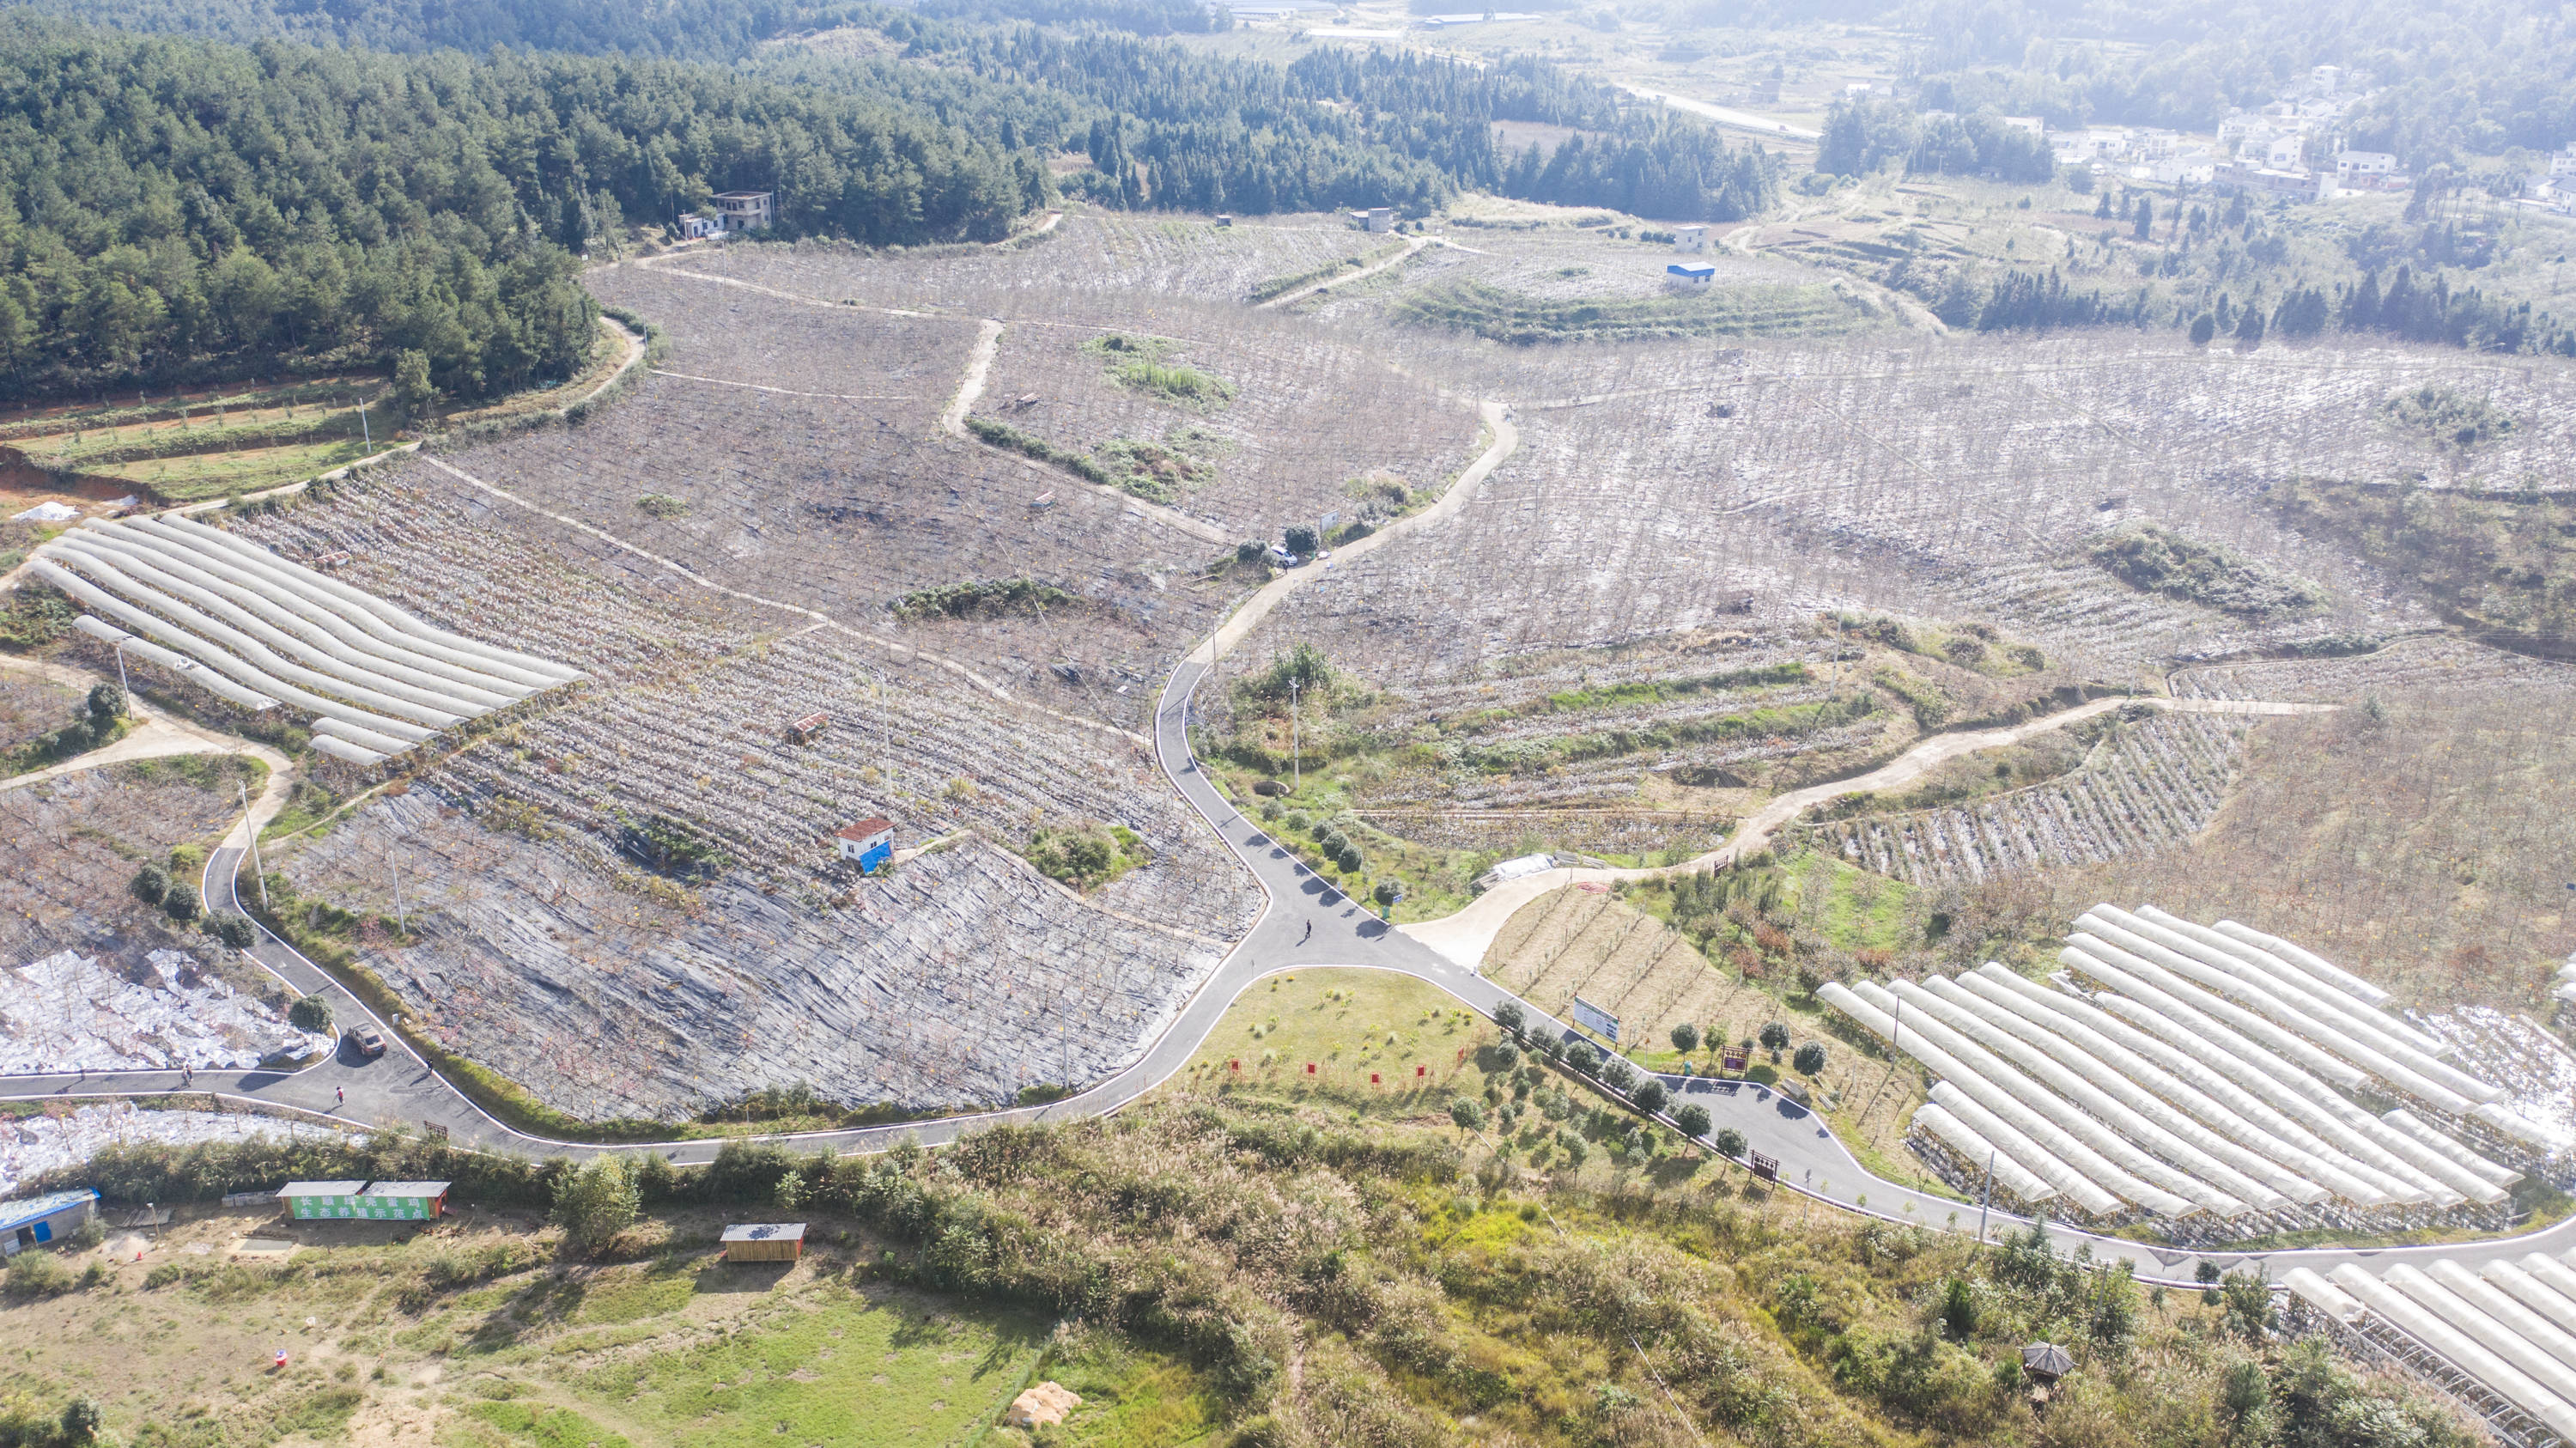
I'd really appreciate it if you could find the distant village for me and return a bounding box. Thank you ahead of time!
[1913,64,2576,214]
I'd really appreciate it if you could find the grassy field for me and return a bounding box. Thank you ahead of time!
[0,1203,1059,1448]
[0,318,629,507]
[0,374,397,502]
[1171,966,1496,1113]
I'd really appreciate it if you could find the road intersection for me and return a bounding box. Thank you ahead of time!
[7,645,2570,1290]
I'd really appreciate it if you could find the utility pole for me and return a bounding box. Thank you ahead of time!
[240,782,270,911]
[112,642,130,708]
[388,839,408,934]
[358,404,372,450]
[877,670,895,793]
[1289,677,1301,787]
[1978,1148,1996,1245]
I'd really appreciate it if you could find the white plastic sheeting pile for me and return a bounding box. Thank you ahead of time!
[0,949,328,1074]
[2288,1253,2576,1442]
[1822,903,2529,1222]
[0,1102,346,1200]
[32,514,581,765]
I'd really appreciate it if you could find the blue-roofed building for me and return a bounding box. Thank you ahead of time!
[835,818,896,874]
[2,1189,99,1256]
[1667,263,1716,288]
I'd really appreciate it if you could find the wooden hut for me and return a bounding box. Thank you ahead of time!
[721,1223,805,1262]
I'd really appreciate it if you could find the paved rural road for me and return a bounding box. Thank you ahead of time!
[11,648,2572,1290]
[3,467,2563,1292]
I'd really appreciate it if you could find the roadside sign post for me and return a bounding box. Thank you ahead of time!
[240,782,270,910]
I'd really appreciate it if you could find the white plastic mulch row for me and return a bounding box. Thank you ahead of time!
[1824,904,2534,1222]
[0,1102,350,1201]
[1,949,328,1075]
[2289,1252,2576,1442]
[33,513,582,764]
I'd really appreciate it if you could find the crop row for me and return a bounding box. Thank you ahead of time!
[1802,713,2244,888]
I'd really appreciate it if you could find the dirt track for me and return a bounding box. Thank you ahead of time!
[1399,694,2333,968]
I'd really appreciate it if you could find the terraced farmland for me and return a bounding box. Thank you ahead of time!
[1792,709,2246,888]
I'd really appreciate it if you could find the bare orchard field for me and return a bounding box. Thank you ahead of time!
[0,666,80,752]
[396,279,1226,733]
[658,210,1393,308]
[967,298,1484,535]
[1234,335,2576,711]
[1961,684,2576,1013]
[2172,632,2576,703]
[279,785,1236,1121]
[0,757,268,978]
[1321,222,1881,344]
[1789,709,2251,891]
[227,472,1258,1121]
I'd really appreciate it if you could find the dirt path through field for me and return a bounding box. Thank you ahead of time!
[0,653,296,808]
[1258,234,1431,309]
[939,319,1005,437]
[1194,398,1516,669]
[1400,694,2334,968]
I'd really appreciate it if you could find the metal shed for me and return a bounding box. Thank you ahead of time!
[721,1222,806,1262]
[2,1189,99,1256]
[278,1181,370,1220]
[355,1182,450,1220]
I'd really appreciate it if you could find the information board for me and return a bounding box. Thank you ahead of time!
[1570,995,1619,1043]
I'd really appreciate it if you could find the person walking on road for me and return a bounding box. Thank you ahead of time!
[335,1086,343,1106]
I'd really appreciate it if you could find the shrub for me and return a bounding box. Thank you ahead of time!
[636,493,688,519]
[1940,1277,1978,1338]
[162,884,201,922]
[1371,879,1402,907]
[551,1155,639,1255]
[213,913,257,949]
[1673,1104,1710,1137]
[1448,1098,1485,1132]
[288,995,334,1033]
[1713,1128,1747,1158]
[1631,1079,1667,1114]
[131,865,169,907]
[4,1249,71,1299]
[1599,1057,1636,1092]
[1492,1001,1524,1035]
[1563,1041,1597,1073]
[1793,1042,1827,1076]
[1668,1022,1699,1053]
[1759,1021,1789,1052]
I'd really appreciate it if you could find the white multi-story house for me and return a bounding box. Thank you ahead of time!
[2336,151,2397,190]
[2215,161,2336,203]
[2552,143,2576,179]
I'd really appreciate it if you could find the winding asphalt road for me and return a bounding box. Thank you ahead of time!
[9,643,2573,1291]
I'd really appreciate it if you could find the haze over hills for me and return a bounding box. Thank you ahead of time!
[2,0,2574,1445]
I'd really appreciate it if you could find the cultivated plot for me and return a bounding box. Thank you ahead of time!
[1827,904,2549,1235]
